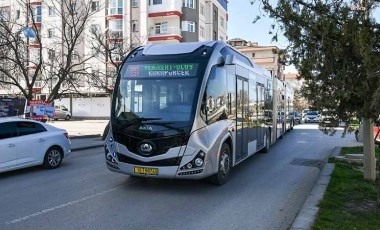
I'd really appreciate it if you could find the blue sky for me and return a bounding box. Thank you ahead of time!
[227,1,294,72]
[227,1,289,48]
[227,1,380,73]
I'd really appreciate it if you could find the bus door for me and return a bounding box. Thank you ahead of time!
[236,76,249,162]
[257,83,265,149]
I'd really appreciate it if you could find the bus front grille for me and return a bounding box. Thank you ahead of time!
[117,153,182,167]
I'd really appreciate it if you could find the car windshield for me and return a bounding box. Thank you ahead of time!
[307,111,318,115]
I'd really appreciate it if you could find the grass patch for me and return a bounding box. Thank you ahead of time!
[340,146,380,158]
[313,147,380,230]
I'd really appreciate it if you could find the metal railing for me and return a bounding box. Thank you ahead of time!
[149,26,181,37]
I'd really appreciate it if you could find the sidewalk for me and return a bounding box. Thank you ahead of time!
[46,119,107,152]
[47,119,109,138]
[70,137,104,152]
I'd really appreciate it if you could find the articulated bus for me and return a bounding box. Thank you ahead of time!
[105,41,294,185]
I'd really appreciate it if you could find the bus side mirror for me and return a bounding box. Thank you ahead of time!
[225,54,236,65]
[216,56,225,66]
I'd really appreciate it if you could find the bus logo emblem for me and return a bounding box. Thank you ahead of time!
[140,143,153,154]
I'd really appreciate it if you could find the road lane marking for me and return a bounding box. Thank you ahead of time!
[5,180,139,225]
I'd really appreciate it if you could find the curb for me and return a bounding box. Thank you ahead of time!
[70,134,101,139]
[290,147,341,230]
[71,144,104,152]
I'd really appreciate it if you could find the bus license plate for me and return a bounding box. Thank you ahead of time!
[134,166,159,175]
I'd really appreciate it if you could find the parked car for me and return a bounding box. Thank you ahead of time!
[288,112,302,124]
[304,111,320,123]
[54,105,72,120]
[301,109,310,118]
[319,110,339,127]
[0,118,71,173]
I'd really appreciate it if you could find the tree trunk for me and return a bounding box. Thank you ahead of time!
[362,118,376,181]
[377,143,380,206]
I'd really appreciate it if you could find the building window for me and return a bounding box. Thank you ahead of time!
[90,24,101,33]
[132,0,138,7]
[213,10,217,21]
[109,0,123,15]
[213,31,217,40]
[199,25,204,37]
[48,29,54,38]
[200,4,204,15]
[182,21,196,33]
[70,3,77,14]
[251,53,255,57]
[149,0,162,5]
[220,16,224,28]
[0,8,10,21]
[183,0,196,9]
[48,49,55,60]
[154,22,168,35]
[48,7,55,16]
[109,19,123,31]
[131,20,138,32]
[91,1,100,12]
[32,6,42,23]
[15,10,20,19]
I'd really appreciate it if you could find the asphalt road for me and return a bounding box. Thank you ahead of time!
[0,124,360,230]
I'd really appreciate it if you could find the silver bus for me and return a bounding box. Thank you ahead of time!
[105,41,294,185]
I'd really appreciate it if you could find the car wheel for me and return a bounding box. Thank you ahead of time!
[65,115,71,121]
[210,143,231,185]
[43,147,63,169]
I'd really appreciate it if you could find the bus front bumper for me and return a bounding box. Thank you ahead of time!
[106,160,215,179]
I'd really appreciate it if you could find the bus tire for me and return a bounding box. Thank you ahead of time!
[262,131,271,153]
[210,143,231,186]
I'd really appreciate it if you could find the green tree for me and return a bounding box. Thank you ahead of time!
[254,0,379,181]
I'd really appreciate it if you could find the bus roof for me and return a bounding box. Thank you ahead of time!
[142,41,217,56]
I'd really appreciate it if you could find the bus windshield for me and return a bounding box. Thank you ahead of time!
[113,62,200,132]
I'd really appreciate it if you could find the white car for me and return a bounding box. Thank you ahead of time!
[0,118,71,173]
[54,105,72,120]
[304,111,320,123]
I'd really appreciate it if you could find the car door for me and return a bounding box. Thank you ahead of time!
[0,122,19,171]
[16,121,48,166]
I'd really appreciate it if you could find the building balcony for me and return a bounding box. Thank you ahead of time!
[148,26,182,42]
[148,0,182,18]
[28,38,41,49]
[106,14,123,20]
[28,0,42,6]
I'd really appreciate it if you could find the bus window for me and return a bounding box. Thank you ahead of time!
[201,66,227,124]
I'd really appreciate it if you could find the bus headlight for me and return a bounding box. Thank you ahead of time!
[194,158,204,167]
[105,145,117,164]
[180,151,206,170]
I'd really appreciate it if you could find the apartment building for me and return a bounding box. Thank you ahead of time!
[0,0,228,99]
[227,38,285,81]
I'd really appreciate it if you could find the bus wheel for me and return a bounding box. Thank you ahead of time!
[211,143,231,185]
[262,131,271,153]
